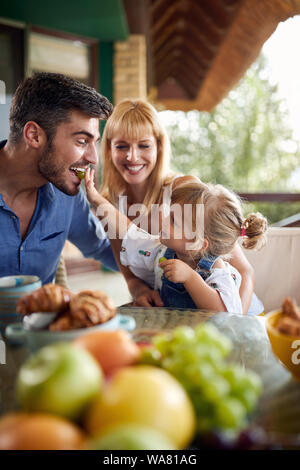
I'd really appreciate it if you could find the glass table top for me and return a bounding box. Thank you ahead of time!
[1,307,300,449]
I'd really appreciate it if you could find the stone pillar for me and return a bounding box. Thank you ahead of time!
[113,34,147,104]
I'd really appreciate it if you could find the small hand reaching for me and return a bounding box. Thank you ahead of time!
[159,258,194,284]
[84,167,104,208]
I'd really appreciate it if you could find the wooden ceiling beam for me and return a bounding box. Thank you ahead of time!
[196,0,243,29]
[151,1,179,37]
[186,20,220,55]
[187,1,225,36]
[150,0,177,24]
[154,34,185,64]
[154,31,212,71]
[174,57,206,83]
[158,62,197,100]
[152,17,182,53]
[173,58,204,88]
[174,70,199,99]
[154,46,206,86]
[154,27,214,62]
[155,53,179,83]
[155,53,202,98]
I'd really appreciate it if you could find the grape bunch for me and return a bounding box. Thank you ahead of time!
[140,323,262,436]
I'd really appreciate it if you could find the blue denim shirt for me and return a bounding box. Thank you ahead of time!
[160,248,218,309]
[0,140,118,284]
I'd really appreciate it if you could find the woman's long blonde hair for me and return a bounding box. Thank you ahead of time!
[99,99,175,210]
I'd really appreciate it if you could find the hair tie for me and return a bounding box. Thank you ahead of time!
[240,228,247,237]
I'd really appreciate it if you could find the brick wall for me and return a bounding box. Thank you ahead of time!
[114,34,147,103]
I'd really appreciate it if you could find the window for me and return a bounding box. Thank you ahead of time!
[28,31,93,85]
[0,23,24,140]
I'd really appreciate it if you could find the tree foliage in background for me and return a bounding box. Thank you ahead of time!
[163,55,300,223]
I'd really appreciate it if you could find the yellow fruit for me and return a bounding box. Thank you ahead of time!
[85,365,196,449]
[88,424,176,450]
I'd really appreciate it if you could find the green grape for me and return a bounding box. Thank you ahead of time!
[224,366,262,397]
[223,365,247,388]
[194,323,232,357]
[161,356,185,375]
[201,376,230,401]
[237,371,262,396]
[185,362,216,384]
[77,170,86,180]
[216,397,247,430]
[139,347,162,366]
[192,344,224,365]
[139,324,261,436]
[152,333,171,354]
[172,326,195,343]
[236,388,258,413]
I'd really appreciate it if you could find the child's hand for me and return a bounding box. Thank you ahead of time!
[84,167,103,207]
[159,259,194,284]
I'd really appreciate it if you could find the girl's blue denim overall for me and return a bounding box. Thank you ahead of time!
[160,248,217,309]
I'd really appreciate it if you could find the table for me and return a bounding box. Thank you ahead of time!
[1,307,300,449]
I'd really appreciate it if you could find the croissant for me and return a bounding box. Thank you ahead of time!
[49,311,82,331]
[17,283,73,315]
[277,316,300,336]
[281,297,300,321]
[69,290,116,327]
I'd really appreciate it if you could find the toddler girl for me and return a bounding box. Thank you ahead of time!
[85,169,267,314]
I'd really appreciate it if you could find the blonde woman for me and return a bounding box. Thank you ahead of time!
[98,99,256,312]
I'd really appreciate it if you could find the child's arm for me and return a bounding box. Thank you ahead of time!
[159,259,226,311]
[85,168,164,307]
[184,270,227,311]
[85,168,131,238]
[229,243,255,315]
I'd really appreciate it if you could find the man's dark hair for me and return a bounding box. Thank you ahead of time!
[9,72,113,144]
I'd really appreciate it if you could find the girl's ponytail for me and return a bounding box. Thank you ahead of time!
[241,212,268,250]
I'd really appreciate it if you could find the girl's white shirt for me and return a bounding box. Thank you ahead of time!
[120,223,245,314]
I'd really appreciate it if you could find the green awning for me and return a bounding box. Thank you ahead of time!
[0,0,129,41]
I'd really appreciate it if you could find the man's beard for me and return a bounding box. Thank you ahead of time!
[38,140,80,196]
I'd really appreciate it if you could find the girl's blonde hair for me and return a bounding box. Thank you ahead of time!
[171,181,268,256]
[100,99,175,210]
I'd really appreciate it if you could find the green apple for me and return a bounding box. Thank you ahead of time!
[88,423,176,450]
[17,343,102,421]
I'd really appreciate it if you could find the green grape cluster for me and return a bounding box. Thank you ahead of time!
[140,323,262,436]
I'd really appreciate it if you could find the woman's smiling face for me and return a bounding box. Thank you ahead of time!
[110,134,158,186]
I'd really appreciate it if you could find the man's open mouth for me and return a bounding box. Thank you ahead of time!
[69,166,88,180]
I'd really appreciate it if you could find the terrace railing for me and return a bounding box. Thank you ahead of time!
[238,192,300,227]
